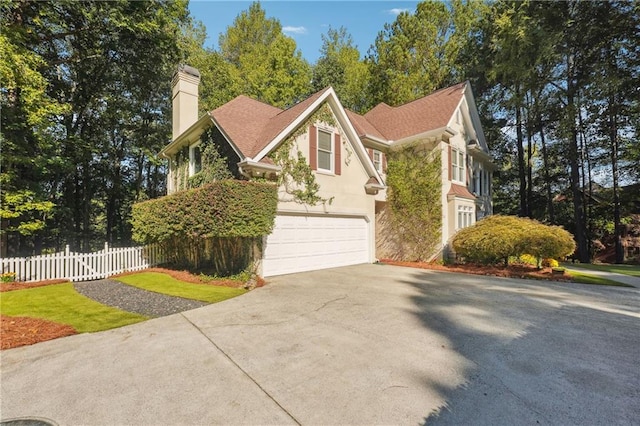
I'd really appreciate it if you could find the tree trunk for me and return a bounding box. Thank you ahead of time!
[577,100,593,260]
[515,85,527,217]
[526,112,533,218]
[539,124,555,223]
[567,76,589,263]
[609,92,623,263]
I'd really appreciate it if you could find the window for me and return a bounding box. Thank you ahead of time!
[317,129,333,171]
[483,170,491,195]
[457,205,473,230]
[373,150,383,173]
[472,169,491,196]
[452,148,465,183]
[189,143,202,176]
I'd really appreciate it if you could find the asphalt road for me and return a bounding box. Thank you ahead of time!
[1,264,638,425]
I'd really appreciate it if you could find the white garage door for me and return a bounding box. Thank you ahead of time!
[262,214,370,277]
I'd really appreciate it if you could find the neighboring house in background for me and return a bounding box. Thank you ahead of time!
[161,65,495,276]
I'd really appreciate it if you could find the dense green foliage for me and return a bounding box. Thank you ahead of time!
[478,1,639,263]
[452,215,576,266]
[366,0,487,106]
[311,27,370,113]
[1,0,190,255]
[132,181,277,242]
[131,180,277,274]
[385,147,442,261]
[196,2,312,111]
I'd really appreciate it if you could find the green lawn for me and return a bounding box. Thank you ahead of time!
[566,270,633,287]
[564,262,640,278]
[114,272,246,303]
[0,283,148,332]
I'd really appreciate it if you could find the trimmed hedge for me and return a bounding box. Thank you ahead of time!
[132,180,277,243]
[131,180,278,274]
[451,215,576,266]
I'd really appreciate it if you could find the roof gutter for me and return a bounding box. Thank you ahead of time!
[160,114,213,158]
[237,158,282,179]
[391,126,457,150]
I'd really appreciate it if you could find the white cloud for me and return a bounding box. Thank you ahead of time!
[388,8,410,15]
[283,26,308,35]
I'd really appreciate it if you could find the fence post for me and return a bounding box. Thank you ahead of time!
[104,241,110,278]
[64,245,70,280]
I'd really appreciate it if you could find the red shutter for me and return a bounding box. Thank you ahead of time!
[334,133,341,175]
[367,148,373,160]
[448,145,452,181]
[382,152,387,173]
[309,125,317,170]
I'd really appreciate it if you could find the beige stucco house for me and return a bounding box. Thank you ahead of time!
[161,65,495,276]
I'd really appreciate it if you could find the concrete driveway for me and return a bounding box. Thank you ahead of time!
[1,264,639,425]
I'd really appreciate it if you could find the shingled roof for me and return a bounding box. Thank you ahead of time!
[352,82,468,142]
[210,88,331,159]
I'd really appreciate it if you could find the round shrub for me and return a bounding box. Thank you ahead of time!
[451,215,575,266]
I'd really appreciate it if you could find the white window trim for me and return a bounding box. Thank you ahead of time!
[189,141,201,176]
[452,148,465,184]
[317,127,334,173]
[456,204,474,230]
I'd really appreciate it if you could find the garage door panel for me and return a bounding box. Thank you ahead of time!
[263,215,369,277]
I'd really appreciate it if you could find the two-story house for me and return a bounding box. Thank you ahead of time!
[161,65,495,276]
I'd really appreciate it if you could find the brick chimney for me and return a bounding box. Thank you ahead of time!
[171,64,201,140]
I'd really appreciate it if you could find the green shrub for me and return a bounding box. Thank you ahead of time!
[542,258,560,268]
[131,180,278,274]
[518,254,538,266]
[451,215,576,266]
[452,215,527,265]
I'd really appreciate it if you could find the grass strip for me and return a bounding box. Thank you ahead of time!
[114,272,246,303]
[566,270,632,287]
[0,283,148,332]
[564,262,640,278]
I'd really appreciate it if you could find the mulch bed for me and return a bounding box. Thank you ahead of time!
[1,279,69,292]
[112,267,265,289]
[1,315,77,350]
[380,259,573,282]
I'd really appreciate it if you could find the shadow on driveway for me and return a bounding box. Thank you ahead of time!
[398,269,640,425]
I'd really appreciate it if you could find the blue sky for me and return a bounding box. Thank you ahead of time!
[188,1,421,63]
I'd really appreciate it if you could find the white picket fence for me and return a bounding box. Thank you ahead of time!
[0,243,166,282]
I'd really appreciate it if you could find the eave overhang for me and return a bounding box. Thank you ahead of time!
[160,114,213,158]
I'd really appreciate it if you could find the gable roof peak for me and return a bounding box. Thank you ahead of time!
[361,81,469,141]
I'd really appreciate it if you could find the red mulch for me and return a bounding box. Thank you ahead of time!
[380,259,573,282]
[1,315,77,350]
[0,279,69,292]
